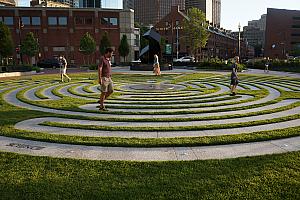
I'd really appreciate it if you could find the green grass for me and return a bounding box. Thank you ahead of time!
[0,151,299,200]
[40,113,300,132]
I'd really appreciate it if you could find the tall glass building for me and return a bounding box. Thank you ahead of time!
[79,0,129,9]
[102,0,122,9]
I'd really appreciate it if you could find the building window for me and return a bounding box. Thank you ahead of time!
[109,18,118,26]
[48,17,57,25]
[32,17,41,25]
[101,17,109,25]
[58,17,67,25]
[21,17,30,25]
[293,17,300,20]
[85,17,93,25]
[75,17,84,25]
[292,25,300,28]
[0,17,2,22]
[4,17,13,25]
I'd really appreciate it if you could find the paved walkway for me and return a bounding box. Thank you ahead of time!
[1,69,300,161]
[0,136,299,161]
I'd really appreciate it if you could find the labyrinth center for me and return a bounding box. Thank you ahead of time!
[1,72,300,161]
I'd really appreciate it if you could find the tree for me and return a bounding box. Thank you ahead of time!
[183,8,209,61]
[99,31,111,55]
[21,32,39,65]
[80,32,96,65]
[0,22,14,65]
[118,34,130,62]
[134,22,149,50]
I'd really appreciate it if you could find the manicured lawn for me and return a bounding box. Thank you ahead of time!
[0,151,299,200]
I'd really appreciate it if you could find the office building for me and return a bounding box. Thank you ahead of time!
[185,0,221,27]
[265,8,300,59]
[123,0,133,9]
[30,0,79,7]
[134,0,185,26]
[243,14,266,56]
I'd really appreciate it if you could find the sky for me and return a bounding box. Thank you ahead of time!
[18,0,300,31]
[222,0,300,31]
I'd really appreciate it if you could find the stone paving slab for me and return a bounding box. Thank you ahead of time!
[4,86,290,120]
[14,117,300,138]
[0,136,298,161]
[81,95,252,111]
[42,84,61,100]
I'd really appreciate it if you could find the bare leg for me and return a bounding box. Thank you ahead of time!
[99,92,107,108]
[64,74,71,81]
[233,85,237,93]
[105,91,113,100]
[230,85,234,93]
[61,73,64,82]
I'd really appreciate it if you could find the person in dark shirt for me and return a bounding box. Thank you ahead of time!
[264,57,270,73]
[98,48,114,111]
[230,56,239,96]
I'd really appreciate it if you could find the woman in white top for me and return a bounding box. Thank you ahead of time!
[60,56,71,82]
[153,54,161,76]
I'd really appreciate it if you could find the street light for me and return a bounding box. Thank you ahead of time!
[18,17,24,65]
[176,20,179,59]
[238,22,241,59]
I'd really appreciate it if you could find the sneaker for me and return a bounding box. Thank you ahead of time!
[98,106,108,111]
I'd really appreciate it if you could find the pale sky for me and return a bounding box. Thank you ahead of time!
[19,0,300,31]
[222,0,300,31]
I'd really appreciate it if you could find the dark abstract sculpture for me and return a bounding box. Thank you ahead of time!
[139,28,161,64]
[130,28,172,71]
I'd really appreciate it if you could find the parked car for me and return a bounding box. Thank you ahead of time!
[37,58,60,68]
[174,56,195,62]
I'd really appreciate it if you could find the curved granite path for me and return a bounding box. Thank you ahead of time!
[1,71,300,161]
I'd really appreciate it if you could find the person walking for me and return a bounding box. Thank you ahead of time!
[98,48,114,111]
[230,56,239,96]
[153,54,161,76]
[264,57,270,73]
[60,55,71,82]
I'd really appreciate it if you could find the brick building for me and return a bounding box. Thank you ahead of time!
[265,8,300,59]
[155,6,250,61]
[0,7,139,66]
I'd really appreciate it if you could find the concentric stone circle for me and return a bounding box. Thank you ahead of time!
[0,71,300,161]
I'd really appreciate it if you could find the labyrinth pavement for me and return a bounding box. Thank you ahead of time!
[0,72,300,161]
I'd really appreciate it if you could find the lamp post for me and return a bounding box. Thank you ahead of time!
[176,20,179,60]
[238,22,241,59]
[18,17,24,65]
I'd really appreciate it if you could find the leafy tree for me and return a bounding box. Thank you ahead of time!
[135,22,148,50]
[184,8,209,61]
[99,31,111,55]
[80,32,96,64]
[0,22,14,65]
[21,32,39,64]
[118,34,130,62]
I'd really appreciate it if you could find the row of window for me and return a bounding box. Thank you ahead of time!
[0,16,119,26]
[75,17,118,26]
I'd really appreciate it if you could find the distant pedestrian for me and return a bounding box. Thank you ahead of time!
[98,48,114,111]
[60,55,71,82]
[153,54,161,76]
[230,56,239,96]
[265,57,270,73]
